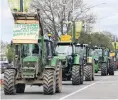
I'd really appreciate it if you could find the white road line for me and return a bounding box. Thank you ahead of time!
[59,82,99,100]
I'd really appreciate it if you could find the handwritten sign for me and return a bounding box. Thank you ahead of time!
[13,24,39,43]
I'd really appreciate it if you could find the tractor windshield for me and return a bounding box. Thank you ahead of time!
[89,49,101,57]
[56,45,72,55]
[94,49,102,56]
[75,47,86,56]
[22,43,42,56]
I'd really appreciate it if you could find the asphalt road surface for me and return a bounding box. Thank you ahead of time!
[1,71,118,99]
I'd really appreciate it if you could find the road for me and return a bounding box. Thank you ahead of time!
[1,71,118,99]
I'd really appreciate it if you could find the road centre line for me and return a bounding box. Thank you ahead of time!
[59,82,99,100]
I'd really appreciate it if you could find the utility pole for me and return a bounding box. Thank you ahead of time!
[20,0,23,12]
[115,36,117,50]
[72,0,76,43]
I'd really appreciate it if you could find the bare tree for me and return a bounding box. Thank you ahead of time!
[30,0,96,40]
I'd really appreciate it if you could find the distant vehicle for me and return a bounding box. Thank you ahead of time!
[0,61,9,74]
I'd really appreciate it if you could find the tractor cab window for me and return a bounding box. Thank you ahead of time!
[89,49,94,56]
[32,44,39,54]
[104,50,109,56]
[22,44,41,56]
[75,46,86,56]
[56,45,72,55]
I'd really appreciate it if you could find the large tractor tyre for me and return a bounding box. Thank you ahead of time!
[113,62,117,71]
[80,67,84,84]
[84,65,93,81]
[56,67,62,93]
[43,69,56,95]
[72,65,80,85]
[16,84,25,93]
[109,62,114,75]
[101,63,107,76]
[4,69,16,95]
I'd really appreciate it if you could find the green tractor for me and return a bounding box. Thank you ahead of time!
[95,47,114,76]
[55,42,84,85]
[75,44,96,81]
[55,21,85,85]
[90,46,100,73]
[81,45,95,81]
[4,11,62,95]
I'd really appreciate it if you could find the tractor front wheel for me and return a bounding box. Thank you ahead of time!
[80,66,84,84]
[72,65,80,85]
[84,65,93,81]
[101,63,107,76]
[4,69,16,95]
[43,69,56,95]
[109,62,114,75]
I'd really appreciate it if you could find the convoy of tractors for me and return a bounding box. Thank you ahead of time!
[3,5,117,95]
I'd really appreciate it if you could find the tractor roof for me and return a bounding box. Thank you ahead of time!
[57,42,76,45]
[76,43,88,47]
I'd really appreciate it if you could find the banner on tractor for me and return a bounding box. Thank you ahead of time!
[75,21,83,39]
[60,34,72,42]
[8,0,32,12]
[112,42,118,50]
[13,24,39,43]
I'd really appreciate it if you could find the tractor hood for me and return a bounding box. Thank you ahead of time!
[23,56,38,62]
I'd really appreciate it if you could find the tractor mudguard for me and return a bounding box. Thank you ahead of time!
[73,55,80,65]
[44,57,59,69]
[50,57,59,67]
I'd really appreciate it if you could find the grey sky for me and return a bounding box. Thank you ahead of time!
[84,0,118,36]
[0,0,118,43]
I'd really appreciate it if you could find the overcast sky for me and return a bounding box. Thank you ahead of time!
[0,0,118,43]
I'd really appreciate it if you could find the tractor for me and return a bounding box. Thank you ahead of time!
[55,42,84,85]
[115,50,118,69]
[82,45,95,81]
[94,47,114,76]
[55,21,84,85]
[4,11,62,95]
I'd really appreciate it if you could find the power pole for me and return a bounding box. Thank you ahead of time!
[115,36,116,50]
[20,0,23,12]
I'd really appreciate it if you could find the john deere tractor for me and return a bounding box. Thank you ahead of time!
[81,45,95,81]
[55,21,84,85]
[95,47,114,76]
[55,42,85,85]
[4,11,62,95]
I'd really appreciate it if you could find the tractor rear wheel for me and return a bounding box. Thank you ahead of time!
[84,65,93,81]
[16,84,25,93]
[72,65,80,85]
[55,65,62,93]
[4,69,16,95]
[101,63,107,76]
[43,69,56,95]
[109,62,114,75]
